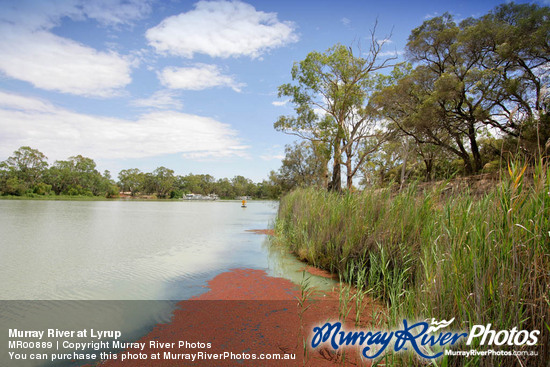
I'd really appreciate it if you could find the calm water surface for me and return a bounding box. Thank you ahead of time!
[0,200,336,366]
[0,200,287,300]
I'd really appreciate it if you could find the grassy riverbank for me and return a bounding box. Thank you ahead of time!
[274,162,549,366]
[0,194,113,200]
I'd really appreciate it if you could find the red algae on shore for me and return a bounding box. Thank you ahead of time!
[300,265,339,280]
[245,229,275,236]
[99,269,374,366]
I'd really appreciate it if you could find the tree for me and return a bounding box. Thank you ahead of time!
[473,3,550,156]
[151,166,175,198]
[2,146,48,188]
[2,176,27,196]
[177,174,216,196]
[195,174,215,195]
[231,175,255,197]
[46,155,112,196]
[405,13,497,173]
[256,179,281,199]
[276,141,326,190]
[275,29,395,191]
[390,4,550,174]
[374,65,483,174]
[214,177,235,198]
[68,155,103,195]
[46,160,74,194]
[118,168,144,196]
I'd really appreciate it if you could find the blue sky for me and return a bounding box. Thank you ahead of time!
[0,0,542,182]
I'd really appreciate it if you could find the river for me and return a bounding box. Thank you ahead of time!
[0,199,333,366]
[0,200,282,300]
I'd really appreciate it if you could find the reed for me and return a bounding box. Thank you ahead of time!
[296,271,314,365]
[275,161,550,366]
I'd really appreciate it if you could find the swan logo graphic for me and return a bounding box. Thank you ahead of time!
[426,318,455,334]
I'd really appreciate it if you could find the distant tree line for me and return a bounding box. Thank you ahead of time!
[117,167,279,199]
[271,2,549,191]
[0,146,280,199]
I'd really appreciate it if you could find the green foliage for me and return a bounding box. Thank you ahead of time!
[3,146,48,186]
[45,155,114,196]
[170,189,184,199]
[66,186,93,197]
[275,162,550,365]
[269,141,327,192]
[170,174,267,199]
[104,184,120,198]
[275,39,395,191]
[372,2,550,180]
[151,166,175,198]
[1,146,272,200]
[2,176,28,196]
[33,182,52,195]
[118,168,144,195]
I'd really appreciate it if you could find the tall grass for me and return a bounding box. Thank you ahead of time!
[274,162,549,366]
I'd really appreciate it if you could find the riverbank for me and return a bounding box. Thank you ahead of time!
[99,268,379,366]
[0,194,113,200]
[274,163,550,366]
[0,195,268,202]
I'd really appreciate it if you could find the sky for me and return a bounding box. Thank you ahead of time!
[0,0,544,182]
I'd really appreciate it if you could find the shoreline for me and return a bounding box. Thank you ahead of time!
[100,268,376,366]
[0,195,275,202]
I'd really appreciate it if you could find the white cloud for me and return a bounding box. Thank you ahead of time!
[183,145,249,160]
[131,90,184,110]
[78,0,153,26]
[259,145,284,161]
[377,38,393,46]
[0,91,248,161]
[341,17,351,26]
[0,0,149,96]
[159,64,244,92]
[378,50,404,57]
[0,0,152,31]
[313,107,327,117]
[272,100,289,107]
[0,28,132,97]
[0,91,57,113]
[145,0,298,59]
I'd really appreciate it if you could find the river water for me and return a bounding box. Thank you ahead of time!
[0,200,334,366]
[0,200,283,300]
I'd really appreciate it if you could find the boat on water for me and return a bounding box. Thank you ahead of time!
[184,193,219,201]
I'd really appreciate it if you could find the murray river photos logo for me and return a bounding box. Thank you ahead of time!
[310,318,540,359]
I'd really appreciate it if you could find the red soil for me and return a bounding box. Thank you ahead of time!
[98,269,375,366]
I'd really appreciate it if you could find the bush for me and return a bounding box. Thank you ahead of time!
[170,189,184,199]
[2,177,27,196]
[33,182,52,195]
